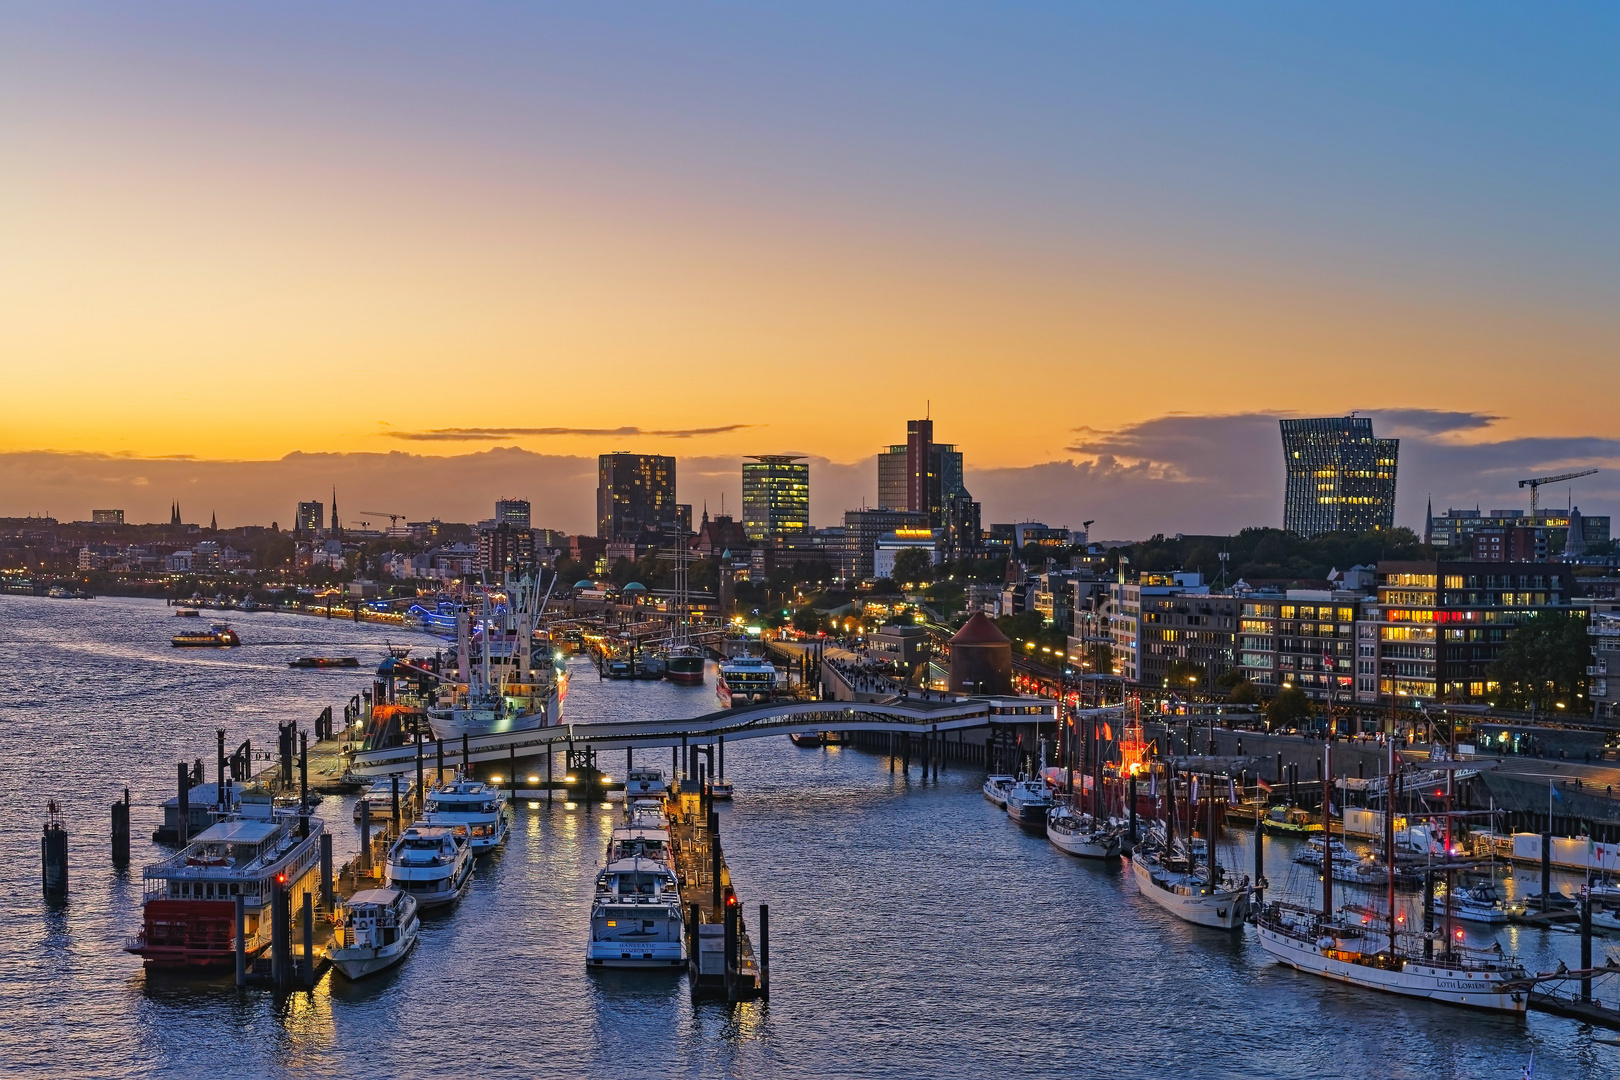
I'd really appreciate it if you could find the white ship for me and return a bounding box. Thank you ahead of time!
[586,856,686,969]
[328,888,419,980]
[385,823,474,911]
[422,777,510,855]
[429,573,565,740]
[1131,840,1252,930]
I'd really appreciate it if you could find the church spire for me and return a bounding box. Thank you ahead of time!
[171,501,181,527]
[330,487,341,537]
[210,510,217,531]
[1423,495,1433,546]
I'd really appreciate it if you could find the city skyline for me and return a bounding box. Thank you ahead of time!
[5,6,1618,473]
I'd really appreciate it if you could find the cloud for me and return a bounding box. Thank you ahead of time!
[384,425,755,441]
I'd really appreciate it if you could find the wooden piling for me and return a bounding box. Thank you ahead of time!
[320,833,334,911]
[360,801,372,873]
[302,892,315,989]
[111,790,130,867]
[759,904,770,1000]
[177,762,190,846]
[1541,833,1552,912]
[1581,892,1593,1002]
[42,805,68,900]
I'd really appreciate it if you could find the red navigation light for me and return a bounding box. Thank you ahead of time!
[275,873,286,884]
[725,894,738,907]
[1455,928,1466,940]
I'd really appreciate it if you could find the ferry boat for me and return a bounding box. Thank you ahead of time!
[328,888,419,980]
[1005,778,1053,828]
[126,788,322,969]
[983,775,1015,808]
[717,655,777,708]
[1262,805,1322,836]
[1130,839,1252,930]
[385,823,473,911]
[608,824,673,865]
[172,623,241,648]
[354,777,417,821]
[586,856,687,969]
[288,656,360,669]
[421,778,510,855]
[1046,804,1123,859]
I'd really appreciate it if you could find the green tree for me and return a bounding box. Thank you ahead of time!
[891,547,934,586]
[1165,659,1207,694]
[1265,686,1312,729]
[1488,612,1589,711]
[1227,681,1262,706]
[791,606,825,635]
[1215,667,1248,690]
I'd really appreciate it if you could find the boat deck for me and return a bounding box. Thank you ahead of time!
[666,788,764,1001]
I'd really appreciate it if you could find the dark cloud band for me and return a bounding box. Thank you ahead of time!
[385,424,754,441]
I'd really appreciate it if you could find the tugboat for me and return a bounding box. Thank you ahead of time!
[126,787,323,969]
[172,623,241,648]
[328,888,419,980]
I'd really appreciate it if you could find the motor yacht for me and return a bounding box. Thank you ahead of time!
[1005,778,1053,828]
[328,888,419,980]
[1046,804,1123,859]
[422,778,510,855]
[586,856,687,969]
[1293,835,1354,868]
[623,767,668,799]
[1428,882,1511,925]
[625,797,669,831]
[385,823,473,911]
[607,825,673,866]
[982,775,1015,808]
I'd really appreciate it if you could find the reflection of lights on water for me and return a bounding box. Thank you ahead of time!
[565,802,577,810]
[527,801,539,809]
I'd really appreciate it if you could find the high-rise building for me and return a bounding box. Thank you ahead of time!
[495,498,531,529]
[296,501,324,535]
[741,456,809,541]
[841,508,929,581]
[1280,417,1399,537]
[477,522,538,576]
[597,453,678,541]
[873,419,981,556]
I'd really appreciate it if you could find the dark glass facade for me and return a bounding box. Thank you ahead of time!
[1280,417,1399,537]
[596,453,677,541]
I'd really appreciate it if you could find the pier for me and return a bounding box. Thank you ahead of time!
[666,783,765,1001]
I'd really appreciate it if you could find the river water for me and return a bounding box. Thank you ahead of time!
[3,595,1617,1079]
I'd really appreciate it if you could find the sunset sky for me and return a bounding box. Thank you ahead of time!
[4,4,1617,533]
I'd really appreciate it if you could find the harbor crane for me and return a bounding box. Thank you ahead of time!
[358,510,407,530]
[1517,470,1597,515]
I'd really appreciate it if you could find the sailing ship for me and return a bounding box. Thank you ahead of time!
[428,573,564,740]
[1130,768,1251,929]
[1254,740,1529,1012]
[659,531,707,685]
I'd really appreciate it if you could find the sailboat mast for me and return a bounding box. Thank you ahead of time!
[1387,736,1398,954]
[1322,742,1333,923]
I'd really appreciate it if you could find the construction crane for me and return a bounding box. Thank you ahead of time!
[1517,470,1597,515]
[358,510,407,530]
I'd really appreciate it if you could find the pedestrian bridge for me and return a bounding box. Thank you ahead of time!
[347,695,1077,777]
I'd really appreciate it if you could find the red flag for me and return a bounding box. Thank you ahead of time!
[1257,778,1273,793]
[1102,723,1113,741]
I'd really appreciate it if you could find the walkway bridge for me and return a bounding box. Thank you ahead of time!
[347,695,1064,778]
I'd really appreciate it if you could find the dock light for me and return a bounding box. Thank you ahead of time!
[565,775,578,783]
[527,775,539,784]
[601,775,611,783]
[491,775,502,784]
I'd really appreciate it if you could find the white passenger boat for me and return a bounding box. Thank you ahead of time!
[586,856,687,969]
[1256,902,1527,1012]
[1005,778,1053,828]
[1130,841,1252,929]
[1293,835,1354,868]
[708,780,734,800]
[422,778,510,855]
[354,777,416,822]
[328,888,419,980]
[716,654,777,708]
[1046,804,1123,859]
[982,775,1015,808]
[1428,882,1511,925]
[385,823,473,911]
[625,797,669,831]
[623,767,669,799]
[607,825,673,866]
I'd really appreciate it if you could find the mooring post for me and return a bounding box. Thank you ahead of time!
[462,732,470,777]
[391,774,401,833]
[547,747,553,804]
[177,762,190,846]
[689,902,701,970]
[234,893,246,987]
[759,903,770,1000]
[711,818,722,908]
[1128,773,1138,847]
[320,832,334,911]
[42,807,68,900]
[217,728,227,795]
[112,790,130,867]
[682,735,690,786]
[1581,890,1594,1002]
[724,900,739,1002]
[1540,832,1552,912]
[889,732,895,773]
[360,800,372,875]
[270,879,287,990]
[302,891,315,988]
[299,732,309,805]
[416,730,424,800]
[436,738,444,786]
[510,744,517,804]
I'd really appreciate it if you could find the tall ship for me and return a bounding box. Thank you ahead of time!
[1254,742,1528,1012]
[428,572,566,740]
[717,654,777,708]
[657,528,706,685]
[126,788,323,969]
[1130,767,1251,930]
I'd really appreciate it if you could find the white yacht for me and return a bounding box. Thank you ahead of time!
[625,797,669,831]
[1256,902,1527,1012]
[1131,841,1251,930]
[1046,804,1123,859]
[1293,835,1354,868]
[1428,882,1511,925]
[607,824,672,866]
[623,767,669,799]
[586,856,687,969]
[354,777,415,822]
[422,778,510,855]
[328,888,419,980]
[385,823,473,911]
[982,775,1015,808]
[1005,778,1053,828]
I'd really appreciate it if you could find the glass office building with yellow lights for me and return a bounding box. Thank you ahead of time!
[1280,416,1399,537]
[741,455,809,542]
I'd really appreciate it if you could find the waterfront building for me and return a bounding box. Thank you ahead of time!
[597,453,678,541]
[296,500,323,536]
[873,527,942,580]
[1590,611,1620,721]
[1237,588,1372,704]
[495,498,531,529]
[741,455,809,541]
[92,509,123,526]
[1280,416,1399,537]
[1366,559,1581,705]
[1069,572,1237,690]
